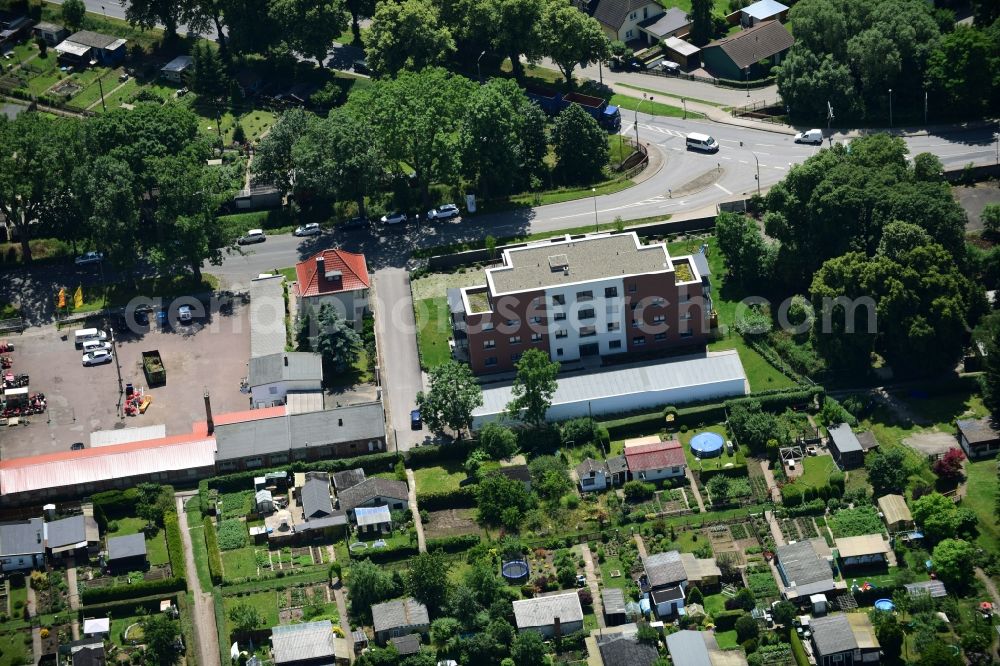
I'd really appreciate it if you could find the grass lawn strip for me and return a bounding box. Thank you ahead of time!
[964,459,1000,557]
[413,463,467,494]
[415,297,451,369]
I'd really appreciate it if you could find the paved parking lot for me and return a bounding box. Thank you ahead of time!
[0,302,252,460]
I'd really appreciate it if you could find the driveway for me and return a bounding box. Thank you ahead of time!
[373,269,428,452]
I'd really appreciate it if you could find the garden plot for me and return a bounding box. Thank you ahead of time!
[423,509,481,539]
[277,584,338,624]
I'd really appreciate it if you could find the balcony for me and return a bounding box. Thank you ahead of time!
[466,288,492,314]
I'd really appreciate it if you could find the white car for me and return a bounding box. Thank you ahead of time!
[294,223,321,237]
[794,129,824,145]
[426,204,460,221]
[238,229,266,245]
[82,349,113,366]
[75,251,104,266]
[82,340,112,353]
[380,212,408,225]
[178,305,193,323]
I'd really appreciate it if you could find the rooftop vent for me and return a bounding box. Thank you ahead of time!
[548,254,569,271]
[325,269,343,282]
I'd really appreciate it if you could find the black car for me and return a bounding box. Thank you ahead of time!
[70,442,85,450]
[410,409,422,430]
[341,216,369,230]
[353,60,371,75]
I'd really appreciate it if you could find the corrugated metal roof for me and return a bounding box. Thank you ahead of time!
[513,592,583,629]
[828,423,862,454]
[355,505,391,527]
[835,534,888,558]
[666,630,712,666]
[0,435,216,496]
[249,275,287,358]
[474,351,746,419]
[742,0,788,20]
[90,425,167,448]
[271,620,344,663]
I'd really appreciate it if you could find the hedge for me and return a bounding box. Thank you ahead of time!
[426,534,481,553]
[601,401,732,440]
[91,488,140,526]
[203,517,223,585]
[81,577,185,604]
[349,542,420,563]
[698,463,749,482]
[206,452,401,493]
[725,386,824,413]
[164,512,186,582]
[416,486,478,510]
[790,630,809,666]
[406,439,476,467]
[81,594,180,618]
[713,610,744,631]
[198,479,211,517]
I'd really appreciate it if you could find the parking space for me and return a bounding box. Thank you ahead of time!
[0,302,252,460]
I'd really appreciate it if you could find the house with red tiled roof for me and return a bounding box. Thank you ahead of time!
[293,249,371,329]
[624,439,686,482]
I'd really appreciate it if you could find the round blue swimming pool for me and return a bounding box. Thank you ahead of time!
[874,599,895,612]
[690,432,725,458]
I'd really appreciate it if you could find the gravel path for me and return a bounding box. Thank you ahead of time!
[177,495,221,666]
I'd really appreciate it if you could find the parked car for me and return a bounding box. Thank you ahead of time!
[575,574,587,587]
[341,216,369,230]
[294,223,321,237]
[70,442,85,450]
[82,340,112,353]
[353,60,371,75]
[426,204,461,221]
[659,60,681,74]
[118,73,130,82]
[410,409,422,430]
[82,349,113,366]
[176,87,189,97]
[238,229,266,245]
[380,212,408,225]
[75,251,104,266]
[178,305,193,323]
[794,128,823,144]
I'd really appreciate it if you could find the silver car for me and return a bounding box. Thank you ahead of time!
[294,223,321,236]
[82,349,113,366]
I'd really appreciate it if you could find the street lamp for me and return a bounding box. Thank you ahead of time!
[888,88,893,130]
[750,151,760,196]
[634,94,652,147]
[592,188,598,232]
[476,50,486,81]
[745,66,750,98]
[682,97,687,120]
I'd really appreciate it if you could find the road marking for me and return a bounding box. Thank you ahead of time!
[719,138,740,144]
[721,156,732,160]
[738,160,748,164]
[714,183,733,195]
[755,143,775,147]
[773,165,786,170]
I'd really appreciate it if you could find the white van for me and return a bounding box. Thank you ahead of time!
[686,132,719,152]
[74,328,108,348]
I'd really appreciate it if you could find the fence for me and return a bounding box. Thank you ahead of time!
[0,317,25,334]
[641,68,776,90]
[731,99,787,124]
[623,142,649,180]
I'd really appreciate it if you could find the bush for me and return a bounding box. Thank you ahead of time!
[164,513,186,581]
[81,577,185,604]
[713,610,743,631]
[198,479,211,516]
[786,498,826,516]
[425,534,481,553]
[790,631,809,666]
[217,519,249,550]
[415,486,478,510]
[350,542,420,563]
[407,440,476,467]
[203,518,223,585]
[623,480,655,502]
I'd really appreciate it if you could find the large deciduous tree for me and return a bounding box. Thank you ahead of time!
[142,614,180,665]
[270,0,348,68]
[123,0,186,36]
[865,448,909,495]
[490,0,545,79]
[982,325,1000,418]
[506,348,558,426]
[537,0,609,86]
[365,0,455,77]
[345,0,376,43]
[551,103,608,185]
[715,212,776,291]
[348,560,399,621]
[406,551,452,615]
[62,0,86,31]
[931,538,975,587]
[476,470,534,528]
[416,361,483,438]
[252,108,310,194]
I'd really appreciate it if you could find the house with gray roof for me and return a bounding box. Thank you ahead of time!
[55,30,127,66]
[637,7,690,43]
[602,588,627,626]
[214,402,386,472]
[641,550,687,590]
[336,477,408,519]
[775,540,838,601]
[371,598,430,644]
[591,0,665,43]
[271,620,349,666]
[957,418,1000,459]
[332,468,366,491]
[0,518,45,572]
[740,0,788,27]
[666,630,712,666]
[810,614,880,666]
[576,458,610,492]
[44,514,100,560]
[513,591,584,638]
[701,20,794,80]
[248,352,323,410]
[299,472,334,519]
[389,634,421,656]
[598,634,659,666]
[105,533,147,573]
[827,423,864,469]
[160,55,193,83]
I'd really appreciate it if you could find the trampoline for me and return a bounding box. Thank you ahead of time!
[690,432,725,458]
[874,599,895,612]
[502,559,530,582]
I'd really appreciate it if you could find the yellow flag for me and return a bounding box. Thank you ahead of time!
[74,285,84,309]
[57,288,66,309]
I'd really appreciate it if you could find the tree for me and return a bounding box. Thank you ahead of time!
[688,0,714,46]
[687,585,703,604]
[528,455,572,500]
[706,474,731,504]
[912,153,944,183]
[510,630,547,666]
[915,642,963,666]
[82,156,141,273]
[926,25,999,116]
[348,560,398,620]
[872,612,904,660]
[772,601,796,627]
[983,325,1000,418]
[490,0,545,79]
[622,480,655,502]
[124,0,186,36]
[407,551,452,614]
[734,614,759,643]
[465,559,506,608]
[932,448,965,482]
[727,400,786,451]
[478,422,518,460]
[431,617,462,655]
[775,49,857,122]
[537,0,609,86]
[252,108,311,194]
[931,538,975,587]
[189,43,228,97]
[365,0,455,76]
[351,68,474,206]
[345,0,376,43]
[270,0,348,67]
[983,204,1000,240]
[416,361,483,438]
[506,348,559,426]
[715,212,776,291]
[912,492,977,542]
[875,221,931,262]
[477,470,534,527]
[142,614,180,665]
[228,602,263,636]
[865,448,909,494]
[62,0,86,31]
[222,0,282,56]
[313,304,361,374]
[135,483,172,526]
[551,104,608,185]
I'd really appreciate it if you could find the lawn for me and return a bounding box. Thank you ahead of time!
[965,459,999,556]
[715,629,739,649]
[678,424,748,472]
[188,525,214,591]
[110,614,147,649]
[710,335,795,392]
[610,93,705,119]
[414,297,451,369]
[598,554,631,590]
[221,591,280,642]
[0,631,30,666]
[617,82,727,109]
[413,463,467,494]
[222,546,262,580]
[703,593,726,617]
[794,456,840,490]
[508,177,635,207]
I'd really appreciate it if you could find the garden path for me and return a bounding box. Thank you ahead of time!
[85,78,129,111]
[633,534,648,559]
[763,510,786,548]
[579,544,604,629]
[325,545,354,662]
[684,469,706,513]
[177,494,221,666]
[974,568,1000,663]
[404,469,426,553]
[758,460,781,504]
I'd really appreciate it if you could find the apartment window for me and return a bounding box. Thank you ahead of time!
[552,294,566,305]
[605,286,618,298]
[483,340,497,350]
[556,348,564,356]
[484,356,498,366]
[509,335,522,344]
[506,319,520,327]
[632,320,640,329]
[652,296,665,306]
[482,322,494,331]
[531,333,543,342]
[607,322,620,332]
[554,313,567,321]
[680,312,692,320]
[680,330,694,338]
[579,308,595,320]
[633,336,646,346]
[652,314,666,323]
[530,316,543,324]
[609,340,622,350]
[655,333,667,341]
[628,284,637,293]
[580,326,596,338]
[555,330,568,339]
[511,353,522,362]
[577,290,593,301]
